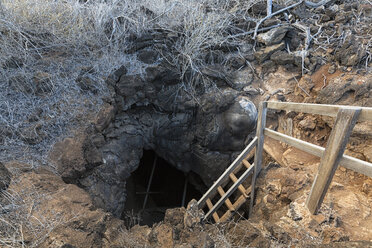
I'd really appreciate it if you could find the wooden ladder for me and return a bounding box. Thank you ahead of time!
[198,102,267,222]
[197,137,258,222]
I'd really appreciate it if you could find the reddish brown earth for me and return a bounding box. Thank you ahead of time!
[2,65,371,248]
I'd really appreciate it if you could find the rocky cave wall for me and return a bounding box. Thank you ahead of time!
[51,49,258,217]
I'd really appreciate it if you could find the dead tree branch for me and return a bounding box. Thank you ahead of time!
[304,0,332,8]
[254,0,331,40]
[253,0,304,40]
[267,0,273,16]
[225,24,283,40]
[292,22,322,51]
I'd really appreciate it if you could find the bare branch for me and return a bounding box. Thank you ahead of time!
[304,0,332,8]
[267,0,273,16]
[253,0,304,40]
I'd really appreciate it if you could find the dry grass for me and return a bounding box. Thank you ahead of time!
[0,0,261,166]
[0,0,131,165]
[0,188,67,247]
[0,0,370,166]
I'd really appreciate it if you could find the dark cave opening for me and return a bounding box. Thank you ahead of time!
[123,150,203,227]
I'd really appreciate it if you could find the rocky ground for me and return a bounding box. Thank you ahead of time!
[1,0,372,247]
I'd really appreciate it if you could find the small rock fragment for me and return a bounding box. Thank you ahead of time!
[243,85,259,95]
[328,64,337,74]
[298,116,316,130]
[95,104,115,132]
[270,50,295,65]
[254,42,285,63]
[137,49,159,64]
[257,26,290,46]
[19,123,45,145]
[184,199,204,229]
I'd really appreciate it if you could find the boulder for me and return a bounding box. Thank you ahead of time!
[50,134,102,183]
[270,50,295,65]
[53,61,258,217]
[257,26,290,46]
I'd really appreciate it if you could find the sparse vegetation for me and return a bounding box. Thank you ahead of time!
[0,0,371,247]
[1,0,370,166]
[0,187,67,247]
[0,0,256,166]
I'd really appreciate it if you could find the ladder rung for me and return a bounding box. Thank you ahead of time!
[242,159,251,169]
[220,186,252,222]
[204,163,254,220]
[230,159,252,183]
[197,137,258,209]
[217,186,235,211]
[206,198,220,222]
[229,173,248,198]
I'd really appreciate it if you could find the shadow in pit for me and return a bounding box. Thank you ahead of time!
[123,150,203,227]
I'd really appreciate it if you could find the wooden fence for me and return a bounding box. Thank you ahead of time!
[263,101,372,214]
[198,101,372,221]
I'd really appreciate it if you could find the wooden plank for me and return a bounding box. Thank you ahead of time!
[206,198,220,223]
[198,137,258,208]
[340,155,372,178]
[242,159,251,169]
[266,101,372,122]
[204,163,254,220]
[306,108,361,214]
[217,186,235,211]
[264,128,323,157]
[249,102,267,217]
[220,185,252,222]
[264,128,372,177]
[221,151,255,188]
[229,172,248,197]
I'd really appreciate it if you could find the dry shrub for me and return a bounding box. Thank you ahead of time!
[0,188,68,247]
[0,0,259,166]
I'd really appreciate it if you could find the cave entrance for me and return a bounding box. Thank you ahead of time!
[123,150,203,227]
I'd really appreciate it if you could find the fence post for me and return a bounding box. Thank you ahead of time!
[249,101,267,217]
[306,108,361,214]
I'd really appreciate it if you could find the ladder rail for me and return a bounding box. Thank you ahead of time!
[220,185,252,222]
[204,163,255,220]
[197,136,258,208]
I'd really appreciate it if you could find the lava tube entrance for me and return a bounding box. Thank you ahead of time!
[123,150,203,226]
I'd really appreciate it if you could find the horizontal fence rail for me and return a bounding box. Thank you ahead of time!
[264,128,372,178]
[267,101,372,122]
[264,101,372,214]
